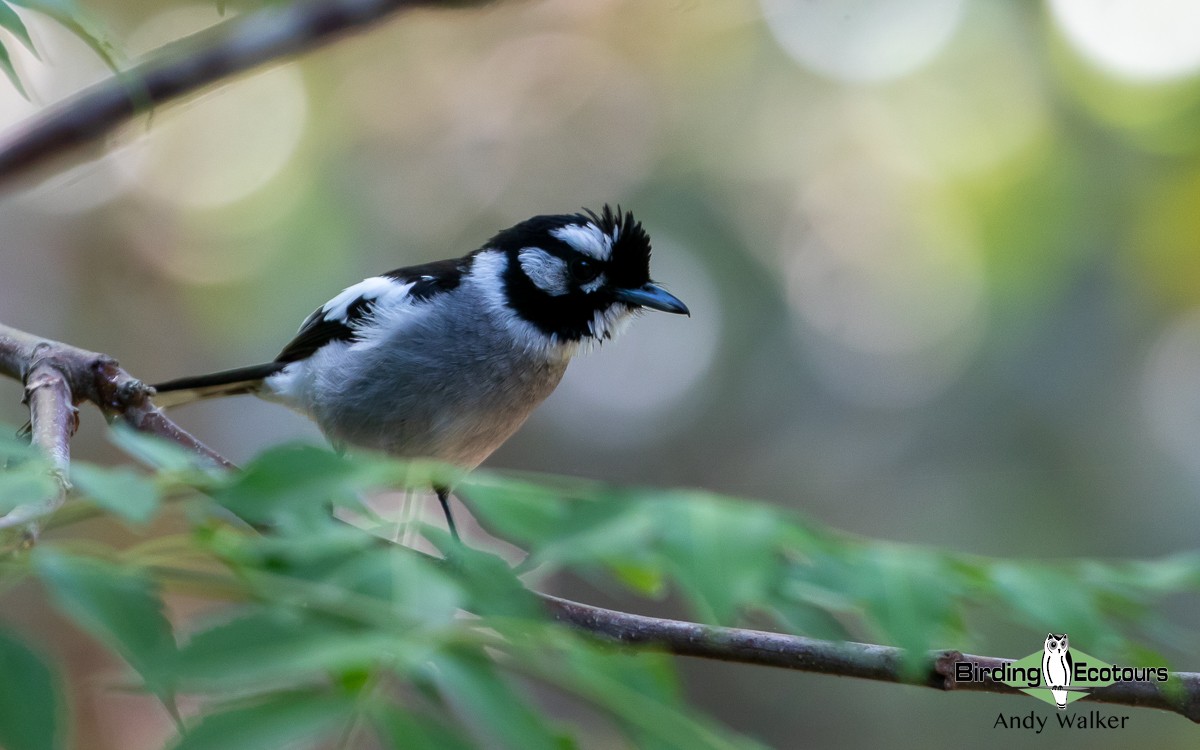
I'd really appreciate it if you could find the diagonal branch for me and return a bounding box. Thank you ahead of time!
[0,323,233,469]
[1,321,1197,722]
[540,594,1200,722]
[0,0,483,186]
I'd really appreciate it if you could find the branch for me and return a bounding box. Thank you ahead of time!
[3,322,1197,723]
[0,345,76,540]
[0,323,233,469]
[540,594,1200,722]
[0,0,481,186]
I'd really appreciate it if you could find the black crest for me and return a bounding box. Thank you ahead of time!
[485,205,655,341]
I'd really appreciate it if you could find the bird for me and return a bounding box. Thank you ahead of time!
[151,206,689,538]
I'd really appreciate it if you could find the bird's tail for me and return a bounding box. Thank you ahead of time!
[151,363,286,408]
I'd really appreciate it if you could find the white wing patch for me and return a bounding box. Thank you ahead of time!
[550,222,613,261]
[518,248,570,296]
[320,276,410,324]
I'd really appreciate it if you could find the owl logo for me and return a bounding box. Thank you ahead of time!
[1042,633,1073,709]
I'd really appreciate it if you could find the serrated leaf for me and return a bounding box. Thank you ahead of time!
[71,463,160,525]
[34,550,176,698]
[0,627,60,750]
[171,690,354,750]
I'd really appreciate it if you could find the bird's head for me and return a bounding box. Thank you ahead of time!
[479,205,689,347]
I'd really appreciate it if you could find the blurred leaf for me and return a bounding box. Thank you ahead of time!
[655,493,783,625]
[512,630,757,750]
[608,560,666,597]
[444,543,541,620]
[0,461,57,514]
[989,562,1109,642]
[172,690,354,750]
[7,0,118,71]
[316,546,464,627]
[0,2,34,53]
[370,706,475,750]
[430,648,573,750]
[34,550,177,698]
[0,35,27,101]
[71,463,159,525]
[769,599,850,642]
[459,476,572,543]
[173,606,403,689]
[0,627,60,750]
[0,429,37,462]
[109,425,208,474]
[212,444,366,527]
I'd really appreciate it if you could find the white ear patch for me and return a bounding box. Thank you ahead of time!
[518,248,570,296]
[551,222,613,261]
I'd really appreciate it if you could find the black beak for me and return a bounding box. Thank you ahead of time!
[615,283,690,316]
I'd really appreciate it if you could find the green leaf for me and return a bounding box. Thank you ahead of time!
[608,560,667,597]
[0,461,57,514]
[7,0,118,71]
[71,463,160,525]
[370,706,475,750]
[0,2,35,54]
[655,494,783,625]
[430,648,573,750]
[0,627,60,750]
[458,476,573,543]
[213,444,365,527]
[172,690,354,750]
[34,550,176,698]
[108,425,209,473]
[0,428,37,462]
[508,629,757,750]
[173,608,408,690]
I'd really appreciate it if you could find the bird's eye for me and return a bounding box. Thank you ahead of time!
[569,257,601,283]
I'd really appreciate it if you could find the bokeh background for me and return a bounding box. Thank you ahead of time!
[4,0,1200,746]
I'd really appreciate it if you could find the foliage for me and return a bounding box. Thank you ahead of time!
[0,429,1198,747]
[0,0,117,97]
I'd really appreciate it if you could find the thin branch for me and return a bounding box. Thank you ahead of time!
[3,321,1198,722]
[0,323,232,469]
[540,594,1200,722]
[0,0,483,186]
[4,349,77,540]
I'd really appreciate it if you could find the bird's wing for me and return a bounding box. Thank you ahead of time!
[274,258,467,363]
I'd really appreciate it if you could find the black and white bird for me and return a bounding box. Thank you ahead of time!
[152,206,689,537]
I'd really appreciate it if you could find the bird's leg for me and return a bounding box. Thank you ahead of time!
[434,485,460,542]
